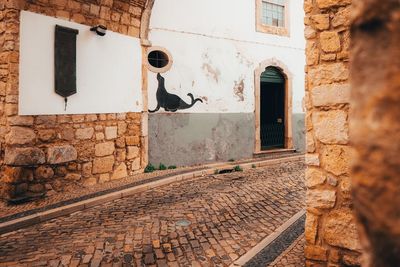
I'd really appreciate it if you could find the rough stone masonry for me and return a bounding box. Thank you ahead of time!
[304,0,363,266]
[0,0,148,201]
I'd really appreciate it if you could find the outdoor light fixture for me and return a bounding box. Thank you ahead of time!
[90,25,107,36]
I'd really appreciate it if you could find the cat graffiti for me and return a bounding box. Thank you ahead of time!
[149,73,203,113]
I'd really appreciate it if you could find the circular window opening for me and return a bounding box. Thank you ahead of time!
[148,50,169,69]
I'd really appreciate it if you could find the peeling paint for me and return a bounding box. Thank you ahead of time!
[236,51,253,67]
[202,63,220,83]
[233,78,245,101]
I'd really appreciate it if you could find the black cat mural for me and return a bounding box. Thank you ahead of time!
[149,73,203,113]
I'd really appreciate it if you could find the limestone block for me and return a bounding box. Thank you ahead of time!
[38,129,57,142]
[92,156,115,174]
[127,146,140,160]
[324,209,362,251]
[1,167,33,183]
[4,147,46,166]
[306,168,326,188]
[332,6,351,28]
[82,162,93,178]
[6,127,36,145]
[116,149,126,161]
[99,174,110,183]
[28,183,45,193]
[65,173,82,181]
[126,136,140,146]
[310,14,330,30]
[105,126,118,140]
[311,83,350,107]
[35,116,57,126]
[131,158,141,171]
[305,154,320,166]
[305,213,319,244]
[95,142,115,157]
[34,166,54,180]
[47,145,78,164]
[316,0,351,9]
[320,145,352,176]
[312,110,348,144]
[7,116,34,126]
[83,177,98,186]
[306,41,319,66]
[306,131,316,153]
[308,63,349,88]
[305,245,328,261]
[111,163,128,180]
[304,26,317,39]
[75,127,94,140]
[306,189,336,209]
[320,31,341,53]
[115,137,126,148]
[96,132,105,141]
[61,128,75,141]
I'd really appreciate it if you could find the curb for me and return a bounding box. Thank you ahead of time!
[0,154,304,235]
[230,209,306,267]
[267,233,304,267]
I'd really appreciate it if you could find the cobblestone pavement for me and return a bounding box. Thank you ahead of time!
[0,153,299,221]
[0,159,305,267]
[268,235,305,267]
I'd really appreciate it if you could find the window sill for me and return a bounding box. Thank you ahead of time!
[256,24,289,37]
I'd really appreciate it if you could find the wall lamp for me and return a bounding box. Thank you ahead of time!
[90,25,107,36]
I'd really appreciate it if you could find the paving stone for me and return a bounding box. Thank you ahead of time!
[0,159,305,266]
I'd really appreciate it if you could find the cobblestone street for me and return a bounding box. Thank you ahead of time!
[0,158,305,267]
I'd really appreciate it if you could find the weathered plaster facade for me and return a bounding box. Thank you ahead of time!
[304,0,362,266]
[0,0,148,201]
[147,0,306,166]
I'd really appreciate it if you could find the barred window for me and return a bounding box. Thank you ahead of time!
[261,0,285,27]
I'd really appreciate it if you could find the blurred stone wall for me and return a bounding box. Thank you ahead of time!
[350,0,400,266]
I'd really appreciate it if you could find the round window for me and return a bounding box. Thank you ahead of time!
[148,50,169,68]
[146,47,173,73]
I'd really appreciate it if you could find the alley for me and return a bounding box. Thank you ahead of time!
[0,158,305,267]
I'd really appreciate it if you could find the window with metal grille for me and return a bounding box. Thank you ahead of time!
[148,50,169,69]
[262,0,285,27]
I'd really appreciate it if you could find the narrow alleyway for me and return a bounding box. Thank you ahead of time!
[0,158,305,267]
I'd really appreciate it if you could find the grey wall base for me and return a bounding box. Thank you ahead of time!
[149,113,255,167]
[293,113,305,153]
[149,112,305,167]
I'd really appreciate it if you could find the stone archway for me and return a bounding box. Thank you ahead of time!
[254,58,294,153]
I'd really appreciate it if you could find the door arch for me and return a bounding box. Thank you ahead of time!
[254,58,293,153]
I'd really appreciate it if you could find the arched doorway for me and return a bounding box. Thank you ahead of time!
[254,59,293,153]
[260,67,286,150]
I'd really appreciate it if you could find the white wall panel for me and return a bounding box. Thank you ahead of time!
[19,11,143,115]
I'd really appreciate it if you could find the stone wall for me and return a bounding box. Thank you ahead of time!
[350,0,400,266]
[0,0,148,201]
[304,0,362,266]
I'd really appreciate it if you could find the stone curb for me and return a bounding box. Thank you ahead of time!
[0,155,304,235]
[267,233,304,267]
[230,209,306,267]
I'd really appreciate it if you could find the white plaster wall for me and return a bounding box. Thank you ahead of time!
[19,11,143,115]
[148,0,305,114]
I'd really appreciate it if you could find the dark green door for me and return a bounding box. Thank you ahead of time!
[260,67,285,150]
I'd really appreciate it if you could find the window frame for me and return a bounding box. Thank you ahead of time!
[146,46,173,73]
[256,0,290,36]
